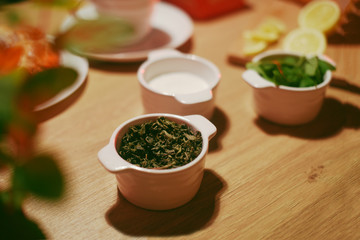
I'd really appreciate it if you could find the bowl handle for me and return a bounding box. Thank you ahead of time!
[242,69,276,89]
[184,115,217,140]
[98,144,131,173]
[174,89,213,104]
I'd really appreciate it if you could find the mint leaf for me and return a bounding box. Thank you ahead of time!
[246,62,275,83]
[299,76,316,87]
[246,55,336,88]
[318,59,336,74]
[282,56,298,66]
[304,57,318,76]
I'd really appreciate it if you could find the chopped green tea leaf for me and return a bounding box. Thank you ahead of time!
[118,117,202,169]
[246,55,335,87]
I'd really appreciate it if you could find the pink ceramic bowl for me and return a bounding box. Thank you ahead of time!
[242,50,335,125]
[137,49,221,119]
[98,113,216,210]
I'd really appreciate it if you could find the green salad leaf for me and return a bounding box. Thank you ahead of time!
[246,55,336,87]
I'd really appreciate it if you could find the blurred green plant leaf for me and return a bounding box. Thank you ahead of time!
[0,148,15,166]
[0,201,46,239]
[3,9,22,25]
[32,0,81,9]
[19,66,77,108]
[0,1,82,238]
[11,166,28,208]
[56,16,134,53]
[0,0,26,7]
[14,154,64,199]
[0,70,27,137]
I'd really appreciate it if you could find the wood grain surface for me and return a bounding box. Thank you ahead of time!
[17,0,360,239]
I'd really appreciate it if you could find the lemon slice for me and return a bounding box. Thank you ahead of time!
[244,18,286,43]
[241,17,286,56]
[283,28,327,54]
[243,38,268,56]
[298,0,341,34]
[258,17,287,34]
[245,29,279,42]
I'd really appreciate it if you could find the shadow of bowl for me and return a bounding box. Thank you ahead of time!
[209,107,230,152]
[254,97,360,139]
[105,169,227,236]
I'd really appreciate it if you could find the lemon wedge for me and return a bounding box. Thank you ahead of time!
[283,27,327,54]
[298,0,341,34]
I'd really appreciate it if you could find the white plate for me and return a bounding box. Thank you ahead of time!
[34,51,89,111]
[60,2,194,62]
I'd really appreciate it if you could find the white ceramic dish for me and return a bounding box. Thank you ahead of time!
[138,49,221,119]
[60,2,193,62]
[242,50,335,125]
[34,51,89,112]
[98,113,217,210]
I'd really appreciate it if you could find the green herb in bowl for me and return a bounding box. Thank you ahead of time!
[246,55,336,87]
[118,117,203,169]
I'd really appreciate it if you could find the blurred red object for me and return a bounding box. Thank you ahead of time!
[163,0,246,19]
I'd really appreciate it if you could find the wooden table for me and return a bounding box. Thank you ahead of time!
[22,0,360,239]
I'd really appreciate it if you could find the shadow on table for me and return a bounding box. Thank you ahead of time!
[330,76,360,95]
[254,97,360,139]
[327,19,360,45]
[105,169,227,237]
[209,107,230,153]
